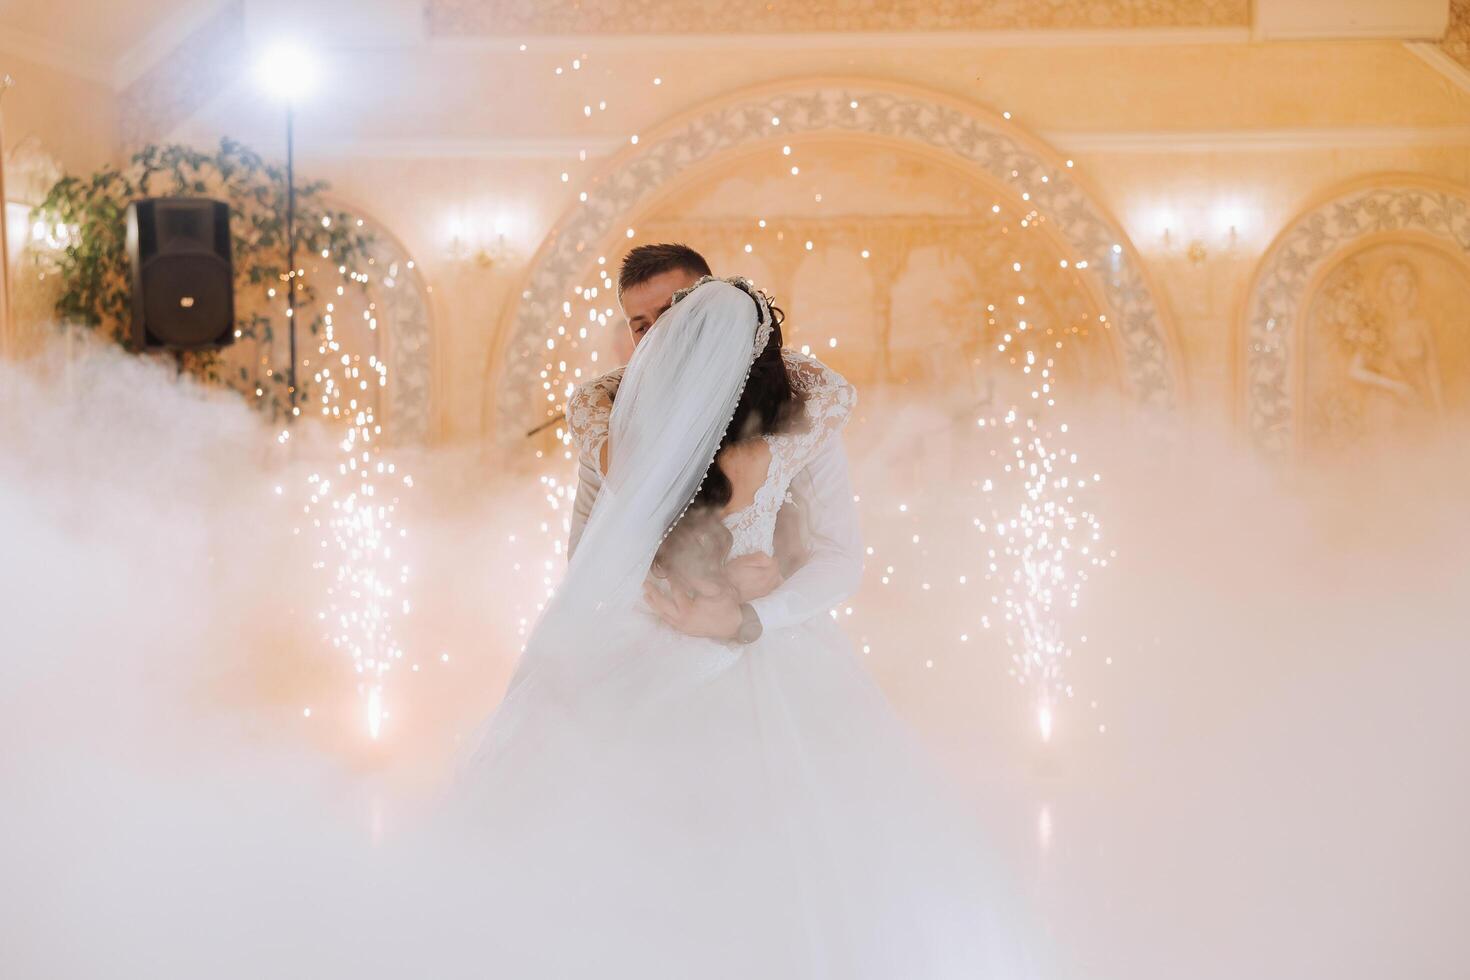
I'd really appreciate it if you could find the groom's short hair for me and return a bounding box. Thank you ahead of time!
[618,243,712,296]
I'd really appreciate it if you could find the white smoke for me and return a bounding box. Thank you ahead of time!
[1,333,1466,978]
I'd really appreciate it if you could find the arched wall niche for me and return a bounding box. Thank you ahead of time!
[1241,174,1470,455]
[630,135,1126,411]
[322,196,436,444]
[483,77,1185,446]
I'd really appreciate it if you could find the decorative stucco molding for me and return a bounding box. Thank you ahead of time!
[488,79,1182,443]
[1242,177,1470,453]
[428,0,1248,35]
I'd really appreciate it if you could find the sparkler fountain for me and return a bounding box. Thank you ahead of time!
[979,406,1109,743]
[301,304,413,740]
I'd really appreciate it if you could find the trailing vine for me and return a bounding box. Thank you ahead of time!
[32,138,374,419]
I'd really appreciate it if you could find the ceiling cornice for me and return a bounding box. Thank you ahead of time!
[0,27,113,86]
[425,0,1249,36]
[1406,40,1470,95]
[295,125,1470,161]
[426,26,1252,52]
[111,0,235,90]
[0,1,236,92]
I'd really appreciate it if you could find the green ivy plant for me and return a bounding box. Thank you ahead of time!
[32,138,374,419]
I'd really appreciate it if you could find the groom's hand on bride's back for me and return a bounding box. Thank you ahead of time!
[725,553,783,603]
[643,575,744,641]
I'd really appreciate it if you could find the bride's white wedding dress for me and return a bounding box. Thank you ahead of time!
[450,278,1035,978]
[0,278,1034,979]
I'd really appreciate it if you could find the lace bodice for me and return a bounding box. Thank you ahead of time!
[719,356,857,558]
[570,351,854,559]
[720,435,789,559]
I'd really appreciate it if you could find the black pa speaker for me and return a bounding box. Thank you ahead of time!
[125,197,235,351]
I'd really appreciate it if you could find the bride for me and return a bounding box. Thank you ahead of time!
[454,275,1035,978]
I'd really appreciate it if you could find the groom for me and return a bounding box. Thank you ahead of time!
[568,243,862,643]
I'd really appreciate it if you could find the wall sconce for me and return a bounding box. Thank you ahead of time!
[30,216,78,252]
[444,208,521,270]
[1145,195,1256,266]
[1209,199,1248,256]
[1152,209,1205,264]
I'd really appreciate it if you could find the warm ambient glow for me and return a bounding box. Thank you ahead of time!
[255,41,320,103]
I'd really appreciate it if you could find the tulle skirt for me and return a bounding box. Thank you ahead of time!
[443,609,1039,979]
[1,606,1038,978]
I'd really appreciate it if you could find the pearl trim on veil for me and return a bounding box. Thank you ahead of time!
[656,275,777,551]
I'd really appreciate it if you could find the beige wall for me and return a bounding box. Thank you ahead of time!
[0,51,118,178]
[1084,143,1470,423]
[1,51,119,354]
[7,32,1470,446]
[282,38,1470,445]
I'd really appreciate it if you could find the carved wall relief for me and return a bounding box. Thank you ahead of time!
[1304,243,1469,450]
[1243,179,1470,454]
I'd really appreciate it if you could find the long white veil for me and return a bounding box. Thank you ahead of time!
[511,277,771,684]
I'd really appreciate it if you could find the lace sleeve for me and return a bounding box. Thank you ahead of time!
[773,350,857,480]
[746,350,862,632]
[565,367,622,470]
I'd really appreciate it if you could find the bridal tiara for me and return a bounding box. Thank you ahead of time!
[670,275,776,359]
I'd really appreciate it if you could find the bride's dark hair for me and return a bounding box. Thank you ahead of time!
[652,293,804,586]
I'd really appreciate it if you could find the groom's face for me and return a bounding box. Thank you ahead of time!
[620,268,703,348]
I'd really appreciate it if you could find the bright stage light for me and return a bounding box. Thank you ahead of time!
[255,41,319,102]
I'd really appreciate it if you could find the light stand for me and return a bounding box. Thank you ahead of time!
[257,42,316,421]
[286,103,296,414]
